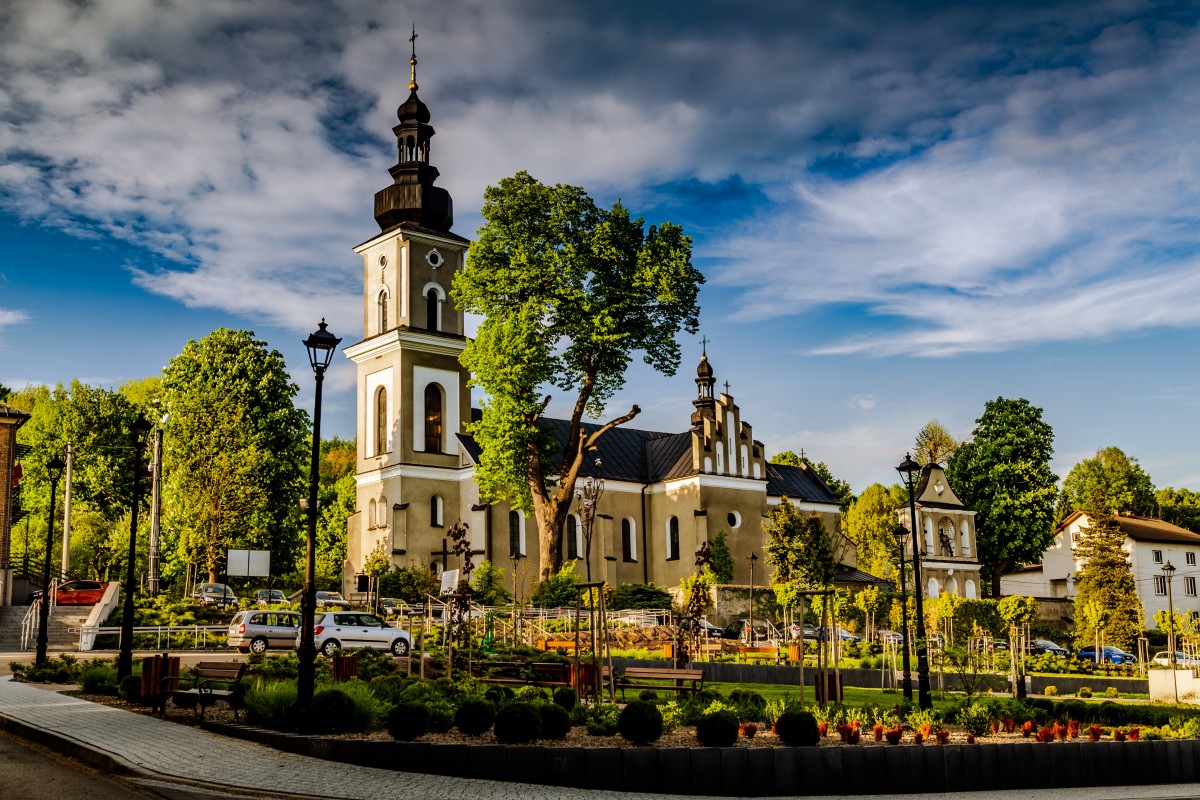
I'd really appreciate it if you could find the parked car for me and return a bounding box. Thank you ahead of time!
[816,626,862,644]
[255,589,286,607]
[876,629,903,645]
[301,611,411,656]
[790,623,820,641]
[1152,651,1200,667]
[29,580,109,606]
[379,598,410,618]
[723,618,772,641]
[1077,645,1136,665]
[1031,639,1069,657]
[315,590,351,610]
[228,610,301,654]
[192,583,239,609]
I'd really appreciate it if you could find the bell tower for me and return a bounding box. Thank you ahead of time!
[342,30,474,593]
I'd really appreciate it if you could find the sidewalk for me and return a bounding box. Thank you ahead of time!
[0,677,1197,800]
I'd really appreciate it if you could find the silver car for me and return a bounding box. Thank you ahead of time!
[193,582,239,609]
[228,610,301,654]
[303,611,411,657]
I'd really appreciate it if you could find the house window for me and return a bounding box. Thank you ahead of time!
[621,518,637,562]
[666,516,680,561]
[1153,550,1164,564]
[1154,575,1167,595]
[430,495,443,527]
[423,383,443,453]
[374,387,388,455]
[508,511,522,557]
[1188,553,1197,566]
[1186,577,1197,597]
[565,515,579,560]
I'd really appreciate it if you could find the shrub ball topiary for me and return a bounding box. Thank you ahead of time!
[485,685,516,706]
[494,702,542,744]
[695,709,739,747]
[1044,685,1058,696]
[388,701,431,741]
[455,697,496,736]
[310,688,358,733]
[118,674,142,703]
[1105,686,1120,699]
[638,689,659,703]
[619,700,664,745]
[552,686,577,711]
[540,702,572,740]
[774,710,820,746]
[427,700,455,733]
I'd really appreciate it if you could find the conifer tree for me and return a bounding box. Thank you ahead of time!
[1072,495,1143,650]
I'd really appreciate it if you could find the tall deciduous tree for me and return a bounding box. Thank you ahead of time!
[453,171,702,581]
[161,329,308,582]
[708,530,734,583]
[843,483,907,581]
[765,498,837,603]
[770,450,853,510]
[946,397,1058,596]
[1157,487,1200,533]
[914,419,958,466]
[1072,496,1143,650]
[1055,446,1157,524]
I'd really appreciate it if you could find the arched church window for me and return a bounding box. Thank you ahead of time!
[430,495,443,527]
[666,516,680,561]
[508,510,522,557]
[377,287,388,333]
[378,495,388,529]
[960,520,971,556]
[368,499,377,529]
[423,383,443,453]
[374,387,387,455]
[565,515,579,560]
[621,518,637,562]
[426,289,439,332]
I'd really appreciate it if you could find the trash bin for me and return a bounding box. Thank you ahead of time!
[332,654,359,682]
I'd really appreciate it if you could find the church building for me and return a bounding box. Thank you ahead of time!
[341,53,856,598]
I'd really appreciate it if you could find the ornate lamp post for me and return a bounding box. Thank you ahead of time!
[896,453,932,710]
[574,455,604,582]
[117,414,152,681]
[1163,560,1178,703]
[298,319,340,713]
[893,523,913,702]
[35,454,66,666]
[747,552,758,644]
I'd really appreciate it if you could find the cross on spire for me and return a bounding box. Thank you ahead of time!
[408,24,419,91]
[723,380,731,394]
[700,335,709,357]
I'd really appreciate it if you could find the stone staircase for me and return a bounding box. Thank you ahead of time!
[0,605,90,652]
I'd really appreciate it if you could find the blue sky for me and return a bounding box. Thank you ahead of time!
[3,0,1200,494]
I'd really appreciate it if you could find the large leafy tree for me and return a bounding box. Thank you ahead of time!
[914,419,958,467]
[770,450,853,510]
[946,397,1058,596]
[843,483,907,581]
[161,329,308,582]
[1157,487,1200,533]
[1073,495,1143,649]
[1054,446,1157,524]
[453,171,702,581]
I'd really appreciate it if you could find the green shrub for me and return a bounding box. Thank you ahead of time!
[1097,701,1127,726]
[1105,686,1120,699]
[540,702,572,740]
[956,702,993,737]
[1044,685,1058,696]
[80,664,118,695]
[332,678,390,730]
[1077,686,1093,698]
[553,686,577,711]
[774,710,820,746]
[638,689,659,703]
[388,701,430,741]
[244,680,299,730]
[118,674,142,703]
[455,697,496,736]
[515,686,548,704]
[369,674,415,704]
[696,709,739,747]
[585,703,620,736]
[10,654,80,684]
[610,583,672,610]
[310,689,359,733]
[344,647,399,682]
[569,703,589,726]
[618,700,664,745]
[485,685,515,705]
[494,702,541,744]
[428,700,455,733]
[661,700,684,732]
[729,689,767,722]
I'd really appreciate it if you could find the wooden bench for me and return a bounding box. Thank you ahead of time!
[162,660,247,721]
[613,667,704,701]
[530,662,571,688]
[737,646,783,664]
[481,660,571,690]
[537,638,579,654]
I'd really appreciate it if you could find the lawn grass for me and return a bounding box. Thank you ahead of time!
[706,681,959,713]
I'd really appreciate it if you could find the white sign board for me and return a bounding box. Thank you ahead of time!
[227,549,271,577]
[439,569,460,595]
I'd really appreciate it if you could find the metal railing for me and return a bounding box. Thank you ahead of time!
[18,601,39,650]
[71,624,228,652]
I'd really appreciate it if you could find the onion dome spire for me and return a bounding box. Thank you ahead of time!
[691,337,717,425]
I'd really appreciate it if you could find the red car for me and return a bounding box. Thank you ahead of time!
[30,580,109,606]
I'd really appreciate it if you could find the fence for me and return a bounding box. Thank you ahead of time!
[71,624,228,652]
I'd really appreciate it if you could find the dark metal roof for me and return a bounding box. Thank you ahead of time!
[0,403,30,425]
[764,462,840,504]
[833,564,894,589]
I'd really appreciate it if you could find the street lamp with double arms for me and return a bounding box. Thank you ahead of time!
[117,414,153,681]
[298,319,341,713]
[896,453,933,710]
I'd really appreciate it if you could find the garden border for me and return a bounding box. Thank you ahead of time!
[202,721,1200,795]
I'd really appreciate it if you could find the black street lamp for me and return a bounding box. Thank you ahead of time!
[35,454,66,666]
[1163,560,1178,703]
[574,455,604,582]
[747,552,758,645]
[298,319,340,713]
[896,452,933,710]
[117,414,152,681]
[893,523,914,702]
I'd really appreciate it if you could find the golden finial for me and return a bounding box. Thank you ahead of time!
[408,24,419,91]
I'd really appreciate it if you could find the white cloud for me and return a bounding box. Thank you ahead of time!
[847,394,876,411]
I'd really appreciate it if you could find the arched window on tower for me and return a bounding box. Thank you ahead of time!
[430,495,443,527]
[565,515,579,560]
[374,387,388,455]
[423,383,443,453]
[508,510,523,557]
[377,287,389,334]
[621,518,637,562]
[378,495,388,529]
[368,499,377,529]
[666,516,680,561]
[426,289,439,332]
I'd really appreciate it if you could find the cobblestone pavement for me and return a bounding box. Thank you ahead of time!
[1,678,1198,800]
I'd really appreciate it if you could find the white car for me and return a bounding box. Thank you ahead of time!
[1152,651,1200,667]
[302,611,411,657]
